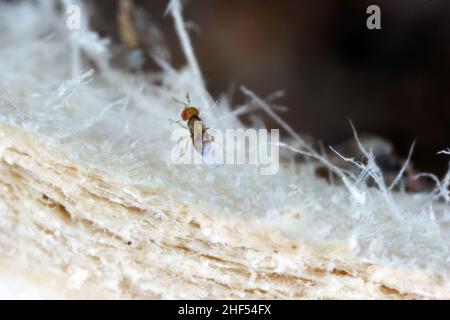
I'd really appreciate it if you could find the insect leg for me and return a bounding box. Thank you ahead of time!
[169,118,189,129]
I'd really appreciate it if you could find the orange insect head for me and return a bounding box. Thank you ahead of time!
[181,107,199,121]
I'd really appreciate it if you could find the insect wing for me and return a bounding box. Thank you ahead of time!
[202,142,224,166]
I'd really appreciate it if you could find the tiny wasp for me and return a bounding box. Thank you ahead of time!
[172,93,214,156]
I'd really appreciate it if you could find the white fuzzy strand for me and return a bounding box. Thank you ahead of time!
[166,0,211,108]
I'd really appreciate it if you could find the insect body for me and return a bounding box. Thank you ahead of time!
[173,94,213,156]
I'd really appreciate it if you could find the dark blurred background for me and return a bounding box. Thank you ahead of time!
[71,1,450,175]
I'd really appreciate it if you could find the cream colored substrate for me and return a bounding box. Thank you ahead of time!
[0,123,448,299]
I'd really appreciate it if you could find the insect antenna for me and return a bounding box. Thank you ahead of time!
[172,92,191,108]
[172,96,188,108]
